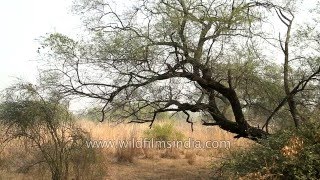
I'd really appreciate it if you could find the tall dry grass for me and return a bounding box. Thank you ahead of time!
[77,119,253,161]
[0,119,253,179]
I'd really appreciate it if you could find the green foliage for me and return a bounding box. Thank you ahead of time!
[143,123,185,147]
[0,100,106,180]
[80,106,102,122]
[0,84,106,180]
[216,119,320,179]
[0,100,70,131]
[43,33,77,55]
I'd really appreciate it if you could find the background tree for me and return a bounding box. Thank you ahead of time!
[39,0,320,141]
[0,83,104,180]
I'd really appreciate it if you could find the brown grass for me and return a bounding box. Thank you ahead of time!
[0,119,253,179]
[185,151,197,165]
[142,147,157,159]
[160,148,181,159]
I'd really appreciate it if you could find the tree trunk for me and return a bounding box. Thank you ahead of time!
[282,13,299,128]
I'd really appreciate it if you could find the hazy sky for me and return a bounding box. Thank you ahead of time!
[0,0,316,107]
[0,0,81,91]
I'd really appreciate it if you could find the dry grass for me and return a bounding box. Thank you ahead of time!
[160,148,181,159]
[142,147,157,159]
[76,119,253,179]
[0,119,253,179]
[77,119,252,157]
[185,151,197,165]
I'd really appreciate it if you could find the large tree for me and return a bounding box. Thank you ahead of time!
[39,0,320,141]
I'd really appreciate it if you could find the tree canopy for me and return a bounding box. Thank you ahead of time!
[39,0,320,141]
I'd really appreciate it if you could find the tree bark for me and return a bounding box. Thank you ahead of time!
[281,10,299,127]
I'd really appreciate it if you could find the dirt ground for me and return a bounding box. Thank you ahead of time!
[0,157,217,180]
[106,157,214,180]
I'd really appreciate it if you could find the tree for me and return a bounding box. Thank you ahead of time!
[39,0,320,141]
[0,84,103,180]
[262,1,320,131]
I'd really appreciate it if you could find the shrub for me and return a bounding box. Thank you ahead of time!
[0,84,106,180]
[81,106,103,122]
[0,101,107,180]
[68,127,107,180]
[143,122,185,148]
[215,119,320,179]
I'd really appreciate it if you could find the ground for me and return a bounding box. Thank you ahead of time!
[106,157,213,180]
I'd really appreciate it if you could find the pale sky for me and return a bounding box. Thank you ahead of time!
[0,0,81,91]
[0,0,316,111]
